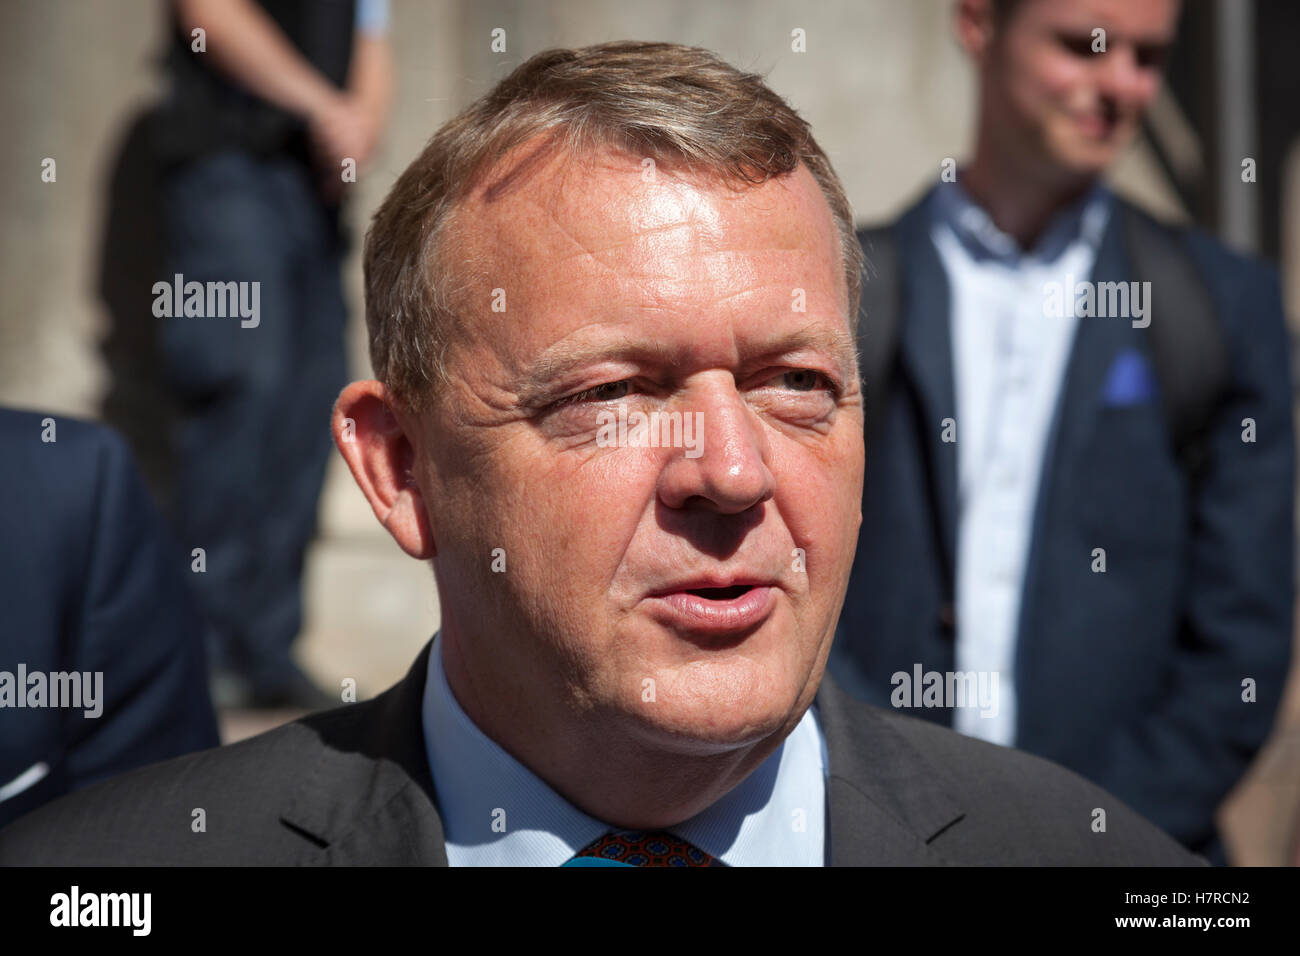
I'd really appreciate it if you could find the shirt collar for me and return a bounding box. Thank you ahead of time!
[931,174,1111,265]
[422,632,826,866]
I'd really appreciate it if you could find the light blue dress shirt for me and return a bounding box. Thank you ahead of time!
[422,632,828,866]
[930,178,1112,747]
[355,0,389,34]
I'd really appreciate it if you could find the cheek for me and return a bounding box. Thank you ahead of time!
[1006,47,1092,121]
[501,444,659,596]
[1131,75,1163,112]
[774,433,862,578]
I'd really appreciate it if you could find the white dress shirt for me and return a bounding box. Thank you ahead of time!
[930,179,1111,746]
[422,632,828,865]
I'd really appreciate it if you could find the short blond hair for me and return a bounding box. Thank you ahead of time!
[364,41,862,410]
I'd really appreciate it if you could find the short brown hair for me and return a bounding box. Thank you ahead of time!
[364,41,862,410]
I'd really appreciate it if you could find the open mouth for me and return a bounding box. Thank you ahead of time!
[684,584,754,600]
[648,582,777,638]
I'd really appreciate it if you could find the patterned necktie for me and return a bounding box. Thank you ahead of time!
[572,830,724,867]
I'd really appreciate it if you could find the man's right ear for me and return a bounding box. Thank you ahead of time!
[955,0,997,62]
[332,380,436,560]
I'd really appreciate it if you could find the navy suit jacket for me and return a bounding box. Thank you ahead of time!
[830,188,1296,857]
[0,409,219,827]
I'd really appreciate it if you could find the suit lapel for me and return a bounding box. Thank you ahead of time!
[815,674,965,865]
[280,640,449,865]
[1011,200,1132,739]
[890,189,1134,610]
[894,192,960,580]
[1032,200,1132,500]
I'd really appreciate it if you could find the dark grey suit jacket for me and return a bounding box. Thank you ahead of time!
[0,641,1200,865]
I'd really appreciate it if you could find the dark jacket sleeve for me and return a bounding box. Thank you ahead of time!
[1091,242,1296,854]
[64,419,222,787]
[0,412,219,828]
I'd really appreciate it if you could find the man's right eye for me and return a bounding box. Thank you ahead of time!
[1057,33,1097,58]
[557,380,632,406]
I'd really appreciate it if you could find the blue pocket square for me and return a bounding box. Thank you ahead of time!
[1100,348,1159,406]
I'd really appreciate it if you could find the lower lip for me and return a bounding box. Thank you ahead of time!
[1075,114,1112,138]
[648,586,777,634]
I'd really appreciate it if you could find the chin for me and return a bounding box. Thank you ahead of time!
[626,662,803,755]
[634,706,790,756]
[1046,143,1114,181]
[607,607,826,752]
[1046,126,1131,180]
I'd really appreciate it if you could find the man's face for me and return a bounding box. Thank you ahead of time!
[413,148,862,758]
[974,0,1180,178]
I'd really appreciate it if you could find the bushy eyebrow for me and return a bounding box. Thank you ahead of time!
[517,335,677,405]
[773,325,859,380]
[517,322,858,405]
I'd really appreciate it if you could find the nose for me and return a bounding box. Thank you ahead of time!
[1097,42,1161,108]
[655,376,775,515]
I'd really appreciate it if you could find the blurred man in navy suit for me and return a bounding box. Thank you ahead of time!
[0,409,219,828]
[832,0,1295,862]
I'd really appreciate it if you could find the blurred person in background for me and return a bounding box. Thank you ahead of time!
[150,0,392,709]
[832,0,1294,863]
[0,409,218,829]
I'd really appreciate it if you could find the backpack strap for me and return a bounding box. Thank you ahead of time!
[1120,203,1232,482]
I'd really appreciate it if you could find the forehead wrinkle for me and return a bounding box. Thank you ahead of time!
[517,159,835,279]
[552,241,839,295]
[633,273,838,317]
[534,200,718,273]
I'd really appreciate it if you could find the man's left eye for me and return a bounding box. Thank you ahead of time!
[782,369,827,392]
[1057,33,1096,58]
